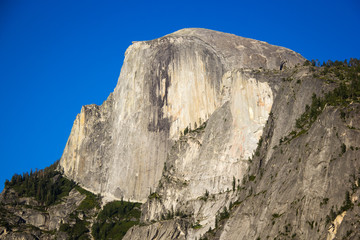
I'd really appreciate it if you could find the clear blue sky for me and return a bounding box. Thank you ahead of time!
[1,0,359,190]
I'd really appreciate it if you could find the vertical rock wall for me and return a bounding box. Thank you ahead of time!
[59,28,305,203]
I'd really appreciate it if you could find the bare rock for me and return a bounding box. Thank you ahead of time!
[123,219,190,240]
[59,28,305,203]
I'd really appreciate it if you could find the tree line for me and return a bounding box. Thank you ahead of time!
[304,58,360,68]
[4,160,76,206]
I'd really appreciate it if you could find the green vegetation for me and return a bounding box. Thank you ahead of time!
[4,160,104,239]
[192,221,202,229]
[184,126,189,135]
[341,191,354,212]
[232,177,236,191]
[282,76,294,82]
[174,209,190,218]
[183,121,207,136]
[75,186,100,211]
[218,206,230,221]
[320,198,329,207]
[303,60,311,66]
[0,204,17,230]
[196,121,207,131]
[271,212,283,225]
[341,143,347,154]
[92,200,141,240]
[59,218,89,240]
[214,206,230,229]
[284,59,360,143]
[272,213,281,219]
[255,137,263,157]
[3,161,142,239]
[199,189,210,201]
[4,160,76,206]
[248,175,256,181]
[306,220,315,229]
[294,93,324,131]
[148,192,161,200]
[317,59,360,104]
[326,191,354,224]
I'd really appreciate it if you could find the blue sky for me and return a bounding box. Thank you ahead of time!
[0,0,359,190]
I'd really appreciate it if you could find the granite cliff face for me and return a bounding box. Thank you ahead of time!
[59,28,304,203]
[2,29,360,240]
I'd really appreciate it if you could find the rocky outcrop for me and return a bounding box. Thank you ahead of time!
[6,189,86,231]
[2,29,360,240]
[124,62,360,239]
[60,96,114,200]
[59,28,305,203]
[135,67,315,239]
[0,187,87,239]
[218,102,360,240]
[123,219,190,240]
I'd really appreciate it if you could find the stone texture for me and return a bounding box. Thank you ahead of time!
[123,219,190,240]
[2,29,360,240]
[59,28,305,203]
[46,188,86,230]
[137,67,309,239]
[0,187,86,239]
[216,83,360,240]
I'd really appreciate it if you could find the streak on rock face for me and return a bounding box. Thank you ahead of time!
[59,28,305,203]
[146,38,173,133]
[141,70,274,239]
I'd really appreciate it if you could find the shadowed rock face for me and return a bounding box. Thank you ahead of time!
[218,101,360,240]
[59,28,305,203]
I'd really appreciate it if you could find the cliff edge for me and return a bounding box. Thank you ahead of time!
[59,28,305,203]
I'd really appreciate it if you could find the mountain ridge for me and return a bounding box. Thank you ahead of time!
[1,29,360,240]
[59,28,304,204]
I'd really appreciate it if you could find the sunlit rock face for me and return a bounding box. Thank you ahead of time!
[59,28,305,203]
